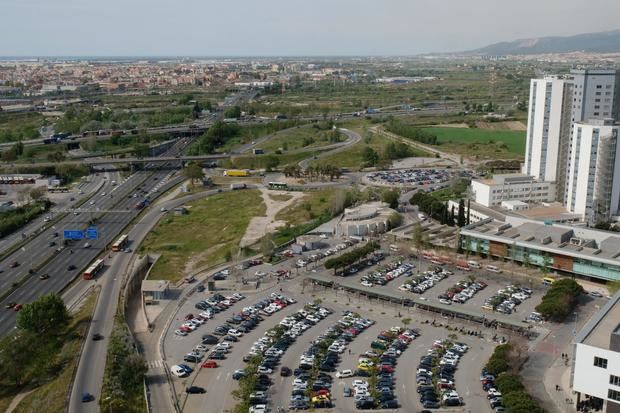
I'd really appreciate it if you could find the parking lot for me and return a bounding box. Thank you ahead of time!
[159,235,547,413]
[365,168,472,190]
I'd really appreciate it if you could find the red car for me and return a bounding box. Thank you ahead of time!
[380,365,395,373]
[202,360,218,368]
[184,313,194,321]
[13,304,22,311]
[179,325,191,332]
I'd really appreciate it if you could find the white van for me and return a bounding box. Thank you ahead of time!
[486,265,502,273]
[171,365,188,378]
[467,260,482,269]
[336,369,354,378]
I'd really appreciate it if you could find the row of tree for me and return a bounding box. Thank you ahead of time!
[484,344,545,413]
[282,163,342,181]
[361,141,415,168]
[0,199,51,237]
[410,192,471,227]
[535,278,584,322]
[385,120,439,145]
[325,241,380,275]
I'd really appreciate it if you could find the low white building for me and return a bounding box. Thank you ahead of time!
[337,202,396,237]
[471,174,556,208]
[572,291,620,412]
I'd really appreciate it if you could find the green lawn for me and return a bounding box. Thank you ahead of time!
[423,127,526,157]
[275,188,338,226]
[313,131,431,170]
[140,190,266,282]
[223,149,328,170]
[259,126,335,152]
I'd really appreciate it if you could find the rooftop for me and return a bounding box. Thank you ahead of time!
[141,279,170,293]
[575,291,620,349]
[461,216,620,276]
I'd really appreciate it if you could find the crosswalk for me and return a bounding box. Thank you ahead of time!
[146,359,164,369]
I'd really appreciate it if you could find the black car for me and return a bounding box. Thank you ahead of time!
[186,386,206,394]
[280,366,292,376]
[196,285,206,292]
[202,336,219,345]
[422,400,440,409]
[92,333,104,341]
[68,264,76,271]
[223,335,238,342]
[380,399,398,408]
[356,399,375,409]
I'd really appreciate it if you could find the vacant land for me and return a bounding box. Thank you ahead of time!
[475,120,527,131]
[422,127,526,158]
[4,291,97,413]
[313,129,431,169]
[259,126,335,152]
[275,188,338,226]
[140,190,266,282]
[223,149,328,170]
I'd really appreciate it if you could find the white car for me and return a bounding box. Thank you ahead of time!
[228,329,243,337]
[361,280,373,288]
[194,344,209,352]
[336,369,354,378]
[174,329,188,336]
[160,207,168,212]
[257,366,273,374]
[171,365,188,378]
[352,380,368,388]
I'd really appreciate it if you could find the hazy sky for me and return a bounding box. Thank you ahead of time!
[2,0,620,56]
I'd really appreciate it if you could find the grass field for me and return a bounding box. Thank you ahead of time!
[223,149,328,170]
[259,126,335,152]
[275,188,338,226]
[423,127,526,158]
[7,291,97,413]
[312,129,432,169]
[140,190,266,282]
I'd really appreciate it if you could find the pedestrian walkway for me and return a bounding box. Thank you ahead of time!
[146,359,164,369]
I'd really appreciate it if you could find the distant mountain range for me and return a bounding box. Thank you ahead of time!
[464,30,620,55]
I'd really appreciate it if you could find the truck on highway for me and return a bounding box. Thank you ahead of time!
[223,169,249,177]
[230,183,247,190]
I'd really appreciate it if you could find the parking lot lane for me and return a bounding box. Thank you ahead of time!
[181,300,302,413]
[270,311,340,411]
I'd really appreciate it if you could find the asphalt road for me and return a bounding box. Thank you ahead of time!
[298,128,361,169]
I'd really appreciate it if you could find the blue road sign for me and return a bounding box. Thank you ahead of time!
[64,230,84,240]
[85,227,99,239]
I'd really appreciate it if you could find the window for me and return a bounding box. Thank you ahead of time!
[611,375,620,387]
[594,356,608,369]
[597,85,602,89]
[609,389,620,402]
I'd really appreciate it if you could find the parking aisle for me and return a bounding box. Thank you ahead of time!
[181,297,302,413]
[270,311,340,411]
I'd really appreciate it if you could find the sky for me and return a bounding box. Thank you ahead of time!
[2,0,620,56]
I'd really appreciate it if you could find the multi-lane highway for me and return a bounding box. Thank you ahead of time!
[0,174,107,255]
[0,140,189,335]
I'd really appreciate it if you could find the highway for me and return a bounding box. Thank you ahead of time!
[0,106,461,150]
[0,141,189,336]
[0,174,106,255]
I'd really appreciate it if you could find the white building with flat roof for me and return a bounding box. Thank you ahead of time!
[565,120,620,222]
[572,291,620,413]
[470,174,556,208]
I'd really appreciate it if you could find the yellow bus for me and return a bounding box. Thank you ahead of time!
[542,276,556,286]
[223,169,249,177]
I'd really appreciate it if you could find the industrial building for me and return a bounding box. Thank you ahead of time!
[572,291,620,413]
[460,216,620,282]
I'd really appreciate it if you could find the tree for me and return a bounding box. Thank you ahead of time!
[183,162,204,187]
[457,199,466,227]
[16,294,69,335]
[388,212,403,229]
[466,199,471,225]
[14,140,24,156]
[1,147,17,161]
[401,317,411,328]
[264,155,280,172]
[260,234,275,258]
[29,186,46,201]
[0,331,39,385]
[224,106,241,119]
[361,146,379,167]
[381,189,400,209]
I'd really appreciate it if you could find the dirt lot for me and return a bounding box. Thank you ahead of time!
[240,188,306,247]
[475,120,527,131]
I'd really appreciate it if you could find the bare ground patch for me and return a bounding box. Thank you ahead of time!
[240,188,306,247]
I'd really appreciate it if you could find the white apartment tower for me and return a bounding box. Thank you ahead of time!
[523,76,572,182]
[565,120,620,222]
